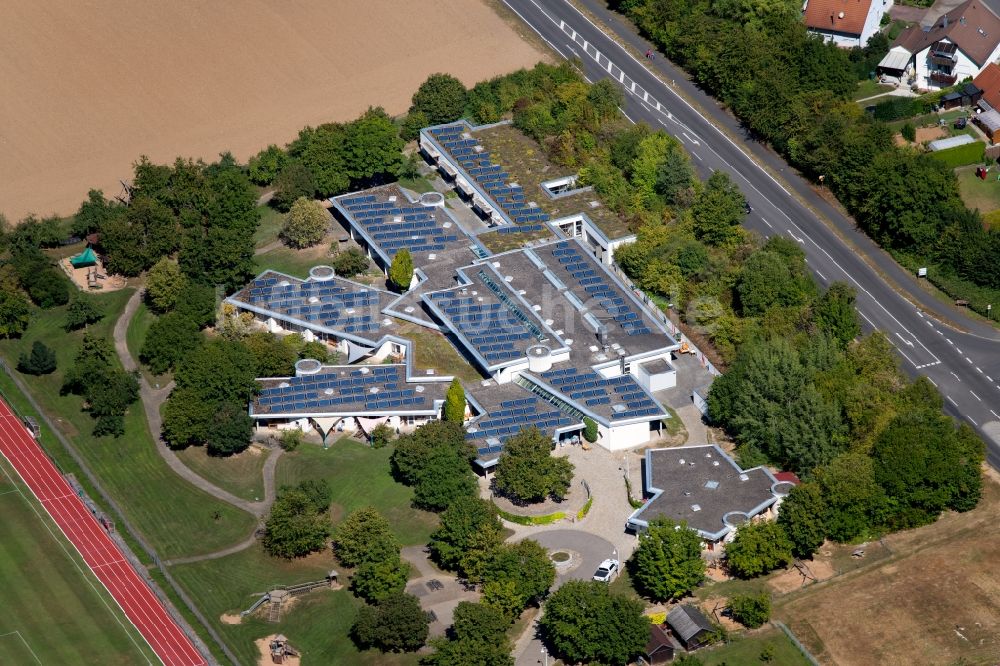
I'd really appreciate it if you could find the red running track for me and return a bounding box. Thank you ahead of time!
[0,398,206,666]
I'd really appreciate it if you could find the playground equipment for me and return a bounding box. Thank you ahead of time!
[269,635,299,664]
[241,572,339,623]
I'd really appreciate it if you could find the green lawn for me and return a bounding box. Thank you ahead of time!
[853,79,894,100]
[275,439,439,546]
[253,205,286,249]
[254,242,333,280]
[0,458,158,665]
[174,446,267,502]
[397,175,436,194]
[0,290,256,560]
[124,300,168,386]
[956,165,1000,214]
[170,545,416,666]
[696,626,812,666]
[393,322,483,383]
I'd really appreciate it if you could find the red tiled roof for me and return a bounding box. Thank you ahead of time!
[894,0,1000,67]
[804,0,875,36]
[974,62,1000,108]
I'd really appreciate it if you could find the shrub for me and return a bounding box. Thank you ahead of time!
[582,416,598,443]
[17,341,57,375]
[370,422,393,449]
[728,591,771,629]
[332,248,369,277]
[281,197,329,249]
[900,122,916,143]
[389,249,413,291]
[279,429,303,451]
[928,141,985,169]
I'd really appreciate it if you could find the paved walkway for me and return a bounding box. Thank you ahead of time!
[113,290,281,522]
[401,545,479,637]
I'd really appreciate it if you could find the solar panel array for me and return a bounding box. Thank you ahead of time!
[466,395,575,460]
[244,274,381,335]
[339,192,460,256]
[497,224,544,235]
[256,366,432,414]
[540,366,663,421]
[429,125,551,226]
[548,242,653,337]
[429,275,546,366]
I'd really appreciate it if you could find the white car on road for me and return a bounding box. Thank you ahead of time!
[593,558,619,582]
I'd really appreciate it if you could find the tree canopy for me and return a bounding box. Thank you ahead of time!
[145,258,187,313]
[17,341,56,376]
[494,427,574,503]
[539,580,650,666]
[725,520,793,578]
[262,487,330,559]
[443,378,465,423]
[281,197,329,249]
[351,592,429,653]
[389,249,414,292]
[334,506,401,568]
[410,74,468,126]
[429,496,503,577]
[630,518,705,601]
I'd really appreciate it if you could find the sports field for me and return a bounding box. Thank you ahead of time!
[0,0,548,221]
[0,458,158,665]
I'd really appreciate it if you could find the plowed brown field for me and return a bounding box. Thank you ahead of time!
[0,0,547,220]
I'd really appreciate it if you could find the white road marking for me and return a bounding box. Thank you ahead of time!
[762,218,774,229]
[991,409,1000,419]
[947,395,958,406]
[894,332,914,347]
[951,372,962,381]
[970,390,982,402]
[692,152,703,161]
[927,377,938,387]
[816,270,827,281]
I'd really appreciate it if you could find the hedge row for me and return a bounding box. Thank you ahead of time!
[928,141,986,168]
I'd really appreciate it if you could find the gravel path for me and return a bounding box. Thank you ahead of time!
[113,289,281,523]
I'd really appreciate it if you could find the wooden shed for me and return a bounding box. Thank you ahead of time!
[646,624,683,664]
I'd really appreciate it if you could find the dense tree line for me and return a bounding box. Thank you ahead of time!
[61,334,139,436]
[617,0,1000,313]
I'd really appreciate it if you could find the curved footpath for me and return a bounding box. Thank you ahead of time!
[113,289,281,521]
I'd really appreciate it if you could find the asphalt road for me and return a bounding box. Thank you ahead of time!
[503,0,1000,463]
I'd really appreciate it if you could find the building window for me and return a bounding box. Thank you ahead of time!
[391,343,404,355]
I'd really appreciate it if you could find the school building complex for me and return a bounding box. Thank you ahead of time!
[226,121,686,467]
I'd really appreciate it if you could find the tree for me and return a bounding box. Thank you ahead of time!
[64,296,104,331]
[243,331,297,377]
[140,312,202,374]
[631,518,705,601]
[494,427,574,503]
[205,402,253,456]
[351,592,429,653]
[401,110,429,143]
[691,171,745,246]
[370,422,393,449]
[62,334,139,437]
[776,482,827,559]
[333,506,401,568]
[736,246,815,317]
[413,446,478,511]
[655,148,695,206]
[352,555,410,603]
[443,378,465,423]
[422,602,514,666]
[145,258,187,313]
[262,488,330,559]
[539,580,650,666]
[410,74,468,126]
[817,452,886,542]
[248,144,288,185]
[17,341,56,375]
[725,521,793,578]
[728,592,771,629]
[295,478,332,512]
[582,416,598,443]
[389,249,414,291]
[173,281,217,329]
[391,420,470,485]
[281,197,329,249]
[72,189,123,237]
[480,539,555,614]
[872,409,984,529]
[429,496,504,576]
[100,195,178,276]
[332,248,369,277]
[0,290,31,338]
[814,282,860,348]
[271,160,316,212]
[342,107,405,185]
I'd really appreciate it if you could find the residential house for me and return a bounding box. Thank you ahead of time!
[972,61,1000,109]
[891,0,1000,90]
[666,605,716,651]
[645,624,682,665]
[804,0,894,48]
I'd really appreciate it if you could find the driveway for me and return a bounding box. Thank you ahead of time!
[527,529,618,584]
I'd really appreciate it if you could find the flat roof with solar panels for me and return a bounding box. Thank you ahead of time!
[464,381,579,468]
[227,269,399,344]
[423,263,569,372]
[330,184,474,268]
[483,239,674,364]
[521,365,666,426]
[421,122,551,228]
[252,364,446,418]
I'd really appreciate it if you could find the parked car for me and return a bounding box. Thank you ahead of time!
[955,116,968,129]
[593,558,619,582]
